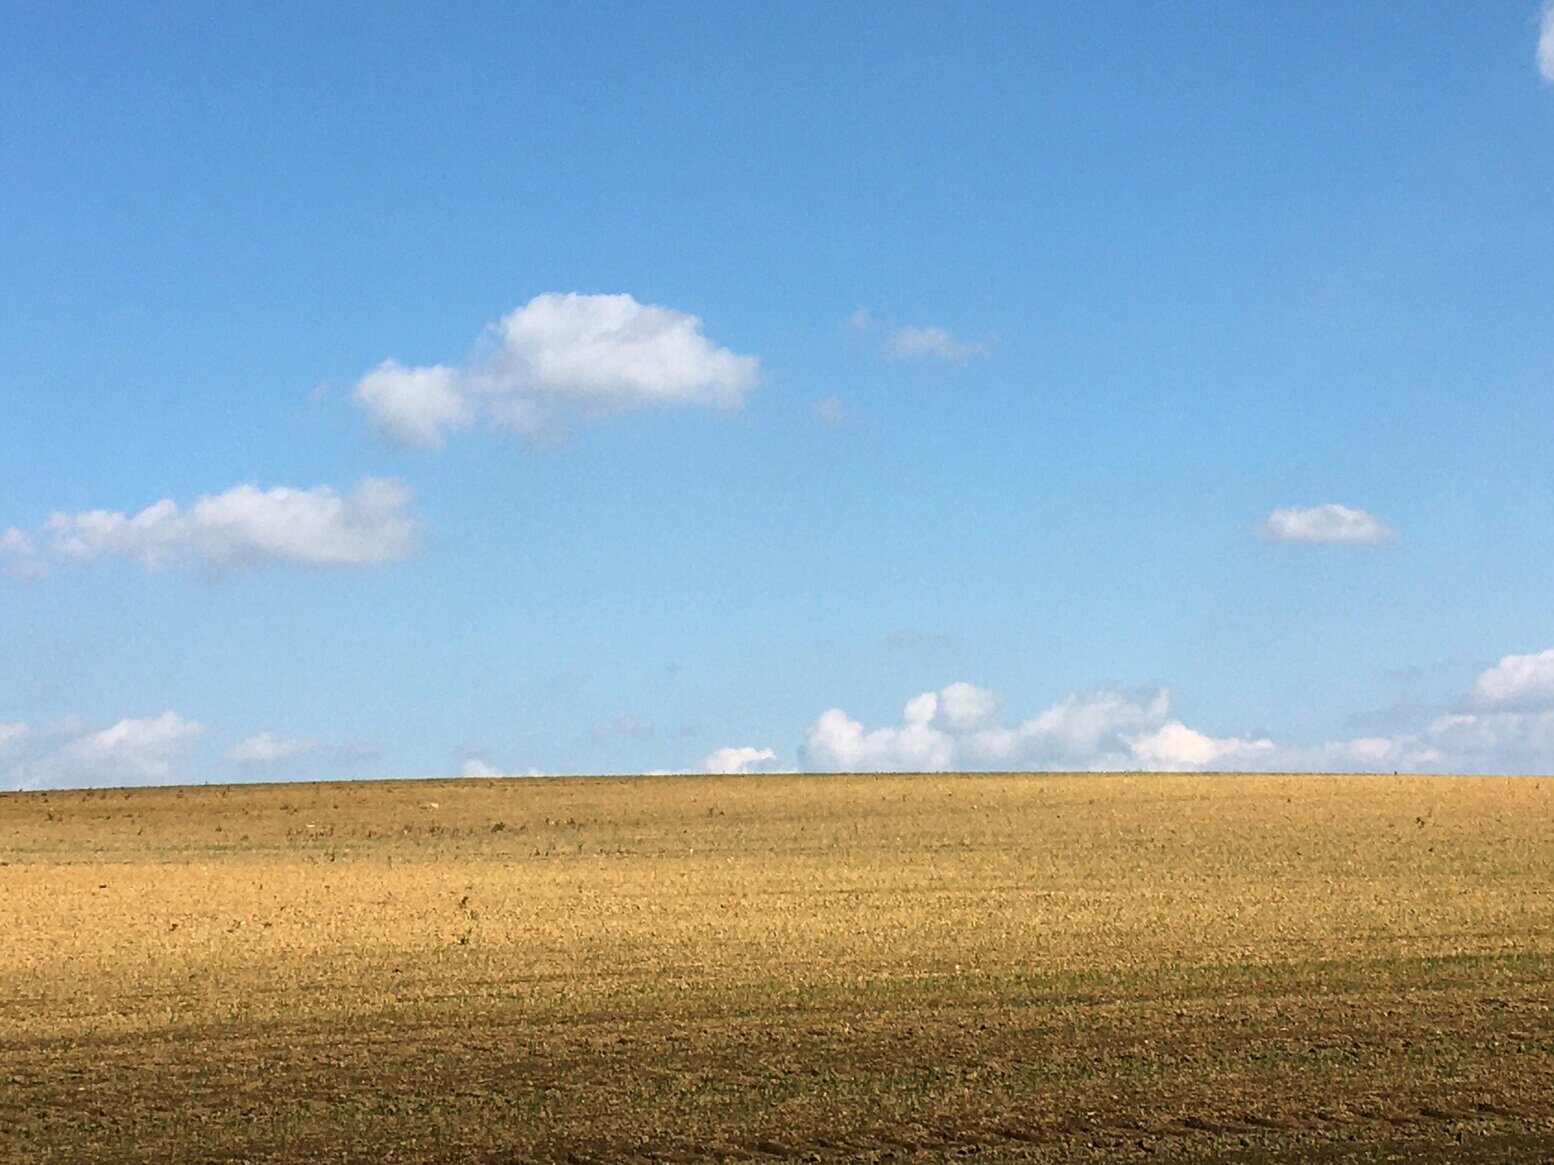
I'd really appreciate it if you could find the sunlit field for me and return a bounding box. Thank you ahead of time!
[3,773,1552,1163]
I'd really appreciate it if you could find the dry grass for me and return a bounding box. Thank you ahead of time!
[2,772,1552,1162]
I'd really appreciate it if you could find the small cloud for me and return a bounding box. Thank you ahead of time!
[355,363,467,447]
[1540,2,1554,83]
[0,722,27,752]
[0,529,43,578]
[225,733,319,765]
[1257,504,1396,544]
[813,396,847,427]
[885,325,985,360]
[461,757,502,778]
[845,307,873,331]
[2,478,420,575]
[701,746,779,774]
[354,293,759,448]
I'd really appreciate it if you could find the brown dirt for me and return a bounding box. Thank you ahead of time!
[2,772,1551,1162]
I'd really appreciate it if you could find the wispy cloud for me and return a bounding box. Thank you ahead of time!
[225,733,319,765]
[1257,504,1396,544]
[354,292,759,448]
[1,478,420,576]
[846,308,986,360]
[1540,2,1554,83]
[812,396,847,427]
[885,325,985,360]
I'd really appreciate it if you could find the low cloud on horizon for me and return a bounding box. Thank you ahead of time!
[1,712,202,790]
[10,647,1554,791]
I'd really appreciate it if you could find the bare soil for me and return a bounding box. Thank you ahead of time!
[2,773,1551,1162]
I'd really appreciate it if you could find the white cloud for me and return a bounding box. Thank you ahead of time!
[804,684,1188,772]
[0,722,27,752]
[1540,2,1554,83]
[797,650,1554,776]
[885,325,985,360]
[354,362,468,447]
[2,711,204,789]
[798,682,1456,774]
[1376,649,1554,772]
[1411,708,1554,772]
[1257,504,1396,544]
[935,681,999,733]
[813,396,847,427]
[2,478,419,575]
[60,712,201,783]
[968,689,1172,769]
[1470,648,1554,711]
[225,733,319,765]
[461,757,502,778]
[0,529,36,558]
[701,746,778,774]
[804,702,958,772]
[354,293,760,447]
[845,307,873,331]
[1129,721,1275,771]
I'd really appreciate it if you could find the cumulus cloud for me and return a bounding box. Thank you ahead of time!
[1257,504,1396,544]
[354,363,467,447]
[354,293,759,448]
[935,681,999,733]
[2,711,203,790]
[1541,2,1554,83]
[1383,649,1554,772]
[0,722,27,752]
[58,712,201,783]
[797,681,1510,774]
[1129,721,1275,771]
[845,307,873,331]
[460,757,502,778]
[1182,645,1554,773]
[1469,648,1554,711]
[225,733,319,765]
[795,650,1554,777]
[1,478,419,575]
[885,325,985,360]
[701,746,779,775]
[801,683,1251,772]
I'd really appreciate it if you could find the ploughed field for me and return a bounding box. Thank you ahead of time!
[2,774,1552,1164]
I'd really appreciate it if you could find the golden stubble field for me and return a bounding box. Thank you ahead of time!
[2,772,1551,1163]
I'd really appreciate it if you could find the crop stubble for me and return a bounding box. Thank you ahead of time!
[1,773,1551,1162]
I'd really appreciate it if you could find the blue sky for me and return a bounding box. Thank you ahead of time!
[4,2,1554,786]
